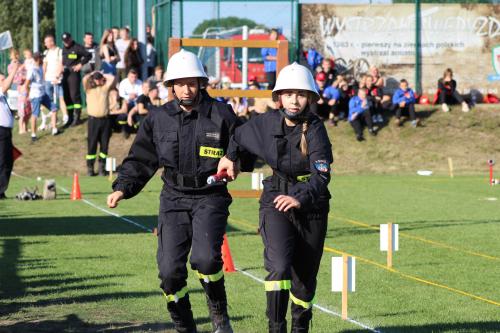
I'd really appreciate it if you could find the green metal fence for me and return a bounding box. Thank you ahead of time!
[55,0,171,70]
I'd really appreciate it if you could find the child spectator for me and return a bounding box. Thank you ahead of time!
[364,75,384,124]
[25,53,58,141]
[391,79,418,127]
[334,75,353,120]
[99,29,119,75]
[124,38,143,78]
[348,88,376,141]
[370,66,392,105]
[311,71,329,120]
[8,49,30,134]
[23,49,35,73]
[321,58,337,87]
[83,71,115,176]
[438,68,469,112]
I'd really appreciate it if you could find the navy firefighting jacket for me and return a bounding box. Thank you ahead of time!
[112,91,241,198]
[226,109,333,208]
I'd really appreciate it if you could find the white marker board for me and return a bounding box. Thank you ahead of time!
[380,224,399,251]
[331,256,355,292]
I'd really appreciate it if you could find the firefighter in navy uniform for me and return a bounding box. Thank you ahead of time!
[107,50,242,333]
[61,32,91,127]
[218,63,333,333]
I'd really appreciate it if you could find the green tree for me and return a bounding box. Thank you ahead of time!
[0,0,55,52]
[192,16,261,36]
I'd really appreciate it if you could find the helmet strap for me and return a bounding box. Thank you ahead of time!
[280,105,309,121]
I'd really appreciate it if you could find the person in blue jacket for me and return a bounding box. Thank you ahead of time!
[391,79,418,127]
[348,89,376,141]
[261,29,279,89]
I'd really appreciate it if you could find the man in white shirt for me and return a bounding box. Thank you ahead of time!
[115,27,131,81]
[43,34,68,125]
[119,69,143,106]
[0,61,20,199]
[117,68,142,138]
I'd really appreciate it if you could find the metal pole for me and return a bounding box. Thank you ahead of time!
[138,0,147,80]
[242,25,248,89]
[217,0,220,28]
[32,0,39,52]
[180,0,184,37]
[415,0,421,94]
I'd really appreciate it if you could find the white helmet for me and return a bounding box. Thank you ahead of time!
[164,49,208,86]
[272,62,320,102]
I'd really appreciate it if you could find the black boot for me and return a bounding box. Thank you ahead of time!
[71,109,81,127]
[291,303,312,333]
[64,110,74,128]
[98,159,108,176]
[266,290,290,333]
[200,279,233,333]
[86,160,96,177]
[167,294,197,333]
[269,320,287,333]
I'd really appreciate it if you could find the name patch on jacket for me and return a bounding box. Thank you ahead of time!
[200,146,224,158]
[314,160,330,173]
[205,132,220,140]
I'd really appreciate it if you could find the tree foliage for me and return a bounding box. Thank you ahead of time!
[192,16,261,36]
[0,0,55,52]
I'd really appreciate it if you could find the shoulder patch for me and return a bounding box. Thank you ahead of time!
[314,160,330,173]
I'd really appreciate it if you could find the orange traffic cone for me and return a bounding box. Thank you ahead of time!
[12,146,22,161]
[71,172,82,200]
[221,234,236,273]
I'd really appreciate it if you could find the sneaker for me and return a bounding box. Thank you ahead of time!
[441,103,450,112]
[52,128,59,136]
[411,120,418,128]
[368,128,377,136]
[462,102,470,112]
[31,135,37,142]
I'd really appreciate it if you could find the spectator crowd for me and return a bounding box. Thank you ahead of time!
[1,26,479,176]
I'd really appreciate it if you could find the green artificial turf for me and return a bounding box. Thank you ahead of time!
[1,174,499,332]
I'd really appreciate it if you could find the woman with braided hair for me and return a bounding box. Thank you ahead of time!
[218,62,333,333]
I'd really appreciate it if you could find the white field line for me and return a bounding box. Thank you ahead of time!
[11,173,380,332]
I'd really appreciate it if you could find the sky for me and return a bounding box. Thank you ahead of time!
[178,0,393,38]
